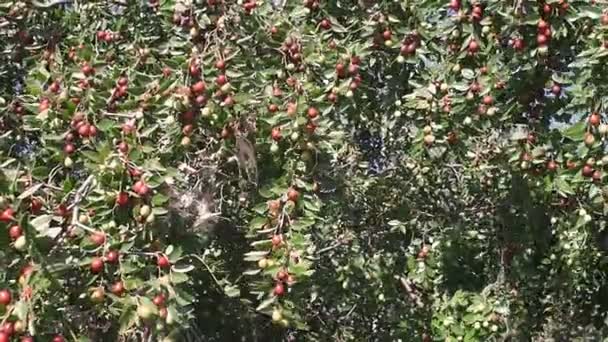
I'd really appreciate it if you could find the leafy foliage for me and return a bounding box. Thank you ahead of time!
[1,0,608,341]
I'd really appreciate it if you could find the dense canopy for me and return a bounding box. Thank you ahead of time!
[1,0,608,341]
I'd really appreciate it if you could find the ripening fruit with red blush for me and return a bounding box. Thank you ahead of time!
[63,142,76,154]
[287,188,299,202]
[306,122,317,134]
[153,294,166,306]
[191,81,206,94]
[327,92,337,103]
[38,98,50,112]
[78,123,91,137]
[105,250,119,264]
[189,64,200,77]
[49,81,60,93]
[589,113,601,126]
[449,0,460,10]
[117,141,129,153]
[9,225,22,240]
[111,281,125,296]
[276,270,288,281]
[216,74,228,86]
[513,38,524,51]
[593,170,603,181]
[178,122,193,135]
[31,198,43,214]
[116,192,129,206]
[215,60,226,70]
[271,127,282,141]
[335,62,345,74]
[133,180,150,196]
[52,335,65,342]
[157,255,171,269]
[271,234,283,246]
[551,84,561,96]
[537,34,548,46]
[81,63,94,76]
[96,30,106,40]
[307,107,319,119]
[1,322,14,336]
[468,40,479,53]
[90,232,106,246]
[0,289,11,306]
[0,332,8,342]
[482,95,493,105]
[320,19,331,30]
[583,164,594,177]
[0,208,14,223]
[382,29,392,40]
[273,283,285,296]
[90,257,104,274]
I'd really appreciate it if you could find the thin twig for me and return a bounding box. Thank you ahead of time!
[316,242,343,255]
[69,175,95,228]
[399,276,424,308]
[190,254,223,290]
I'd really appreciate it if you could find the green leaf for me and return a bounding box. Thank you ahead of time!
[244,251,269,261]
[30,215,52,235]
[118,306,137,334]
[256,296,276,312]
[561,121,586,141]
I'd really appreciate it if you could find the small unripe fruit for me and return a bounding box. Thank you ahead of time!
[90,287,105,303]
[270,143,279,154]
[79,214,89,224]
[140,205,151,217]
[14,236,27,251]
[137,304,157,320]
[272,308,283,322]
[584,133,596,146]
[64,157,74,168]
